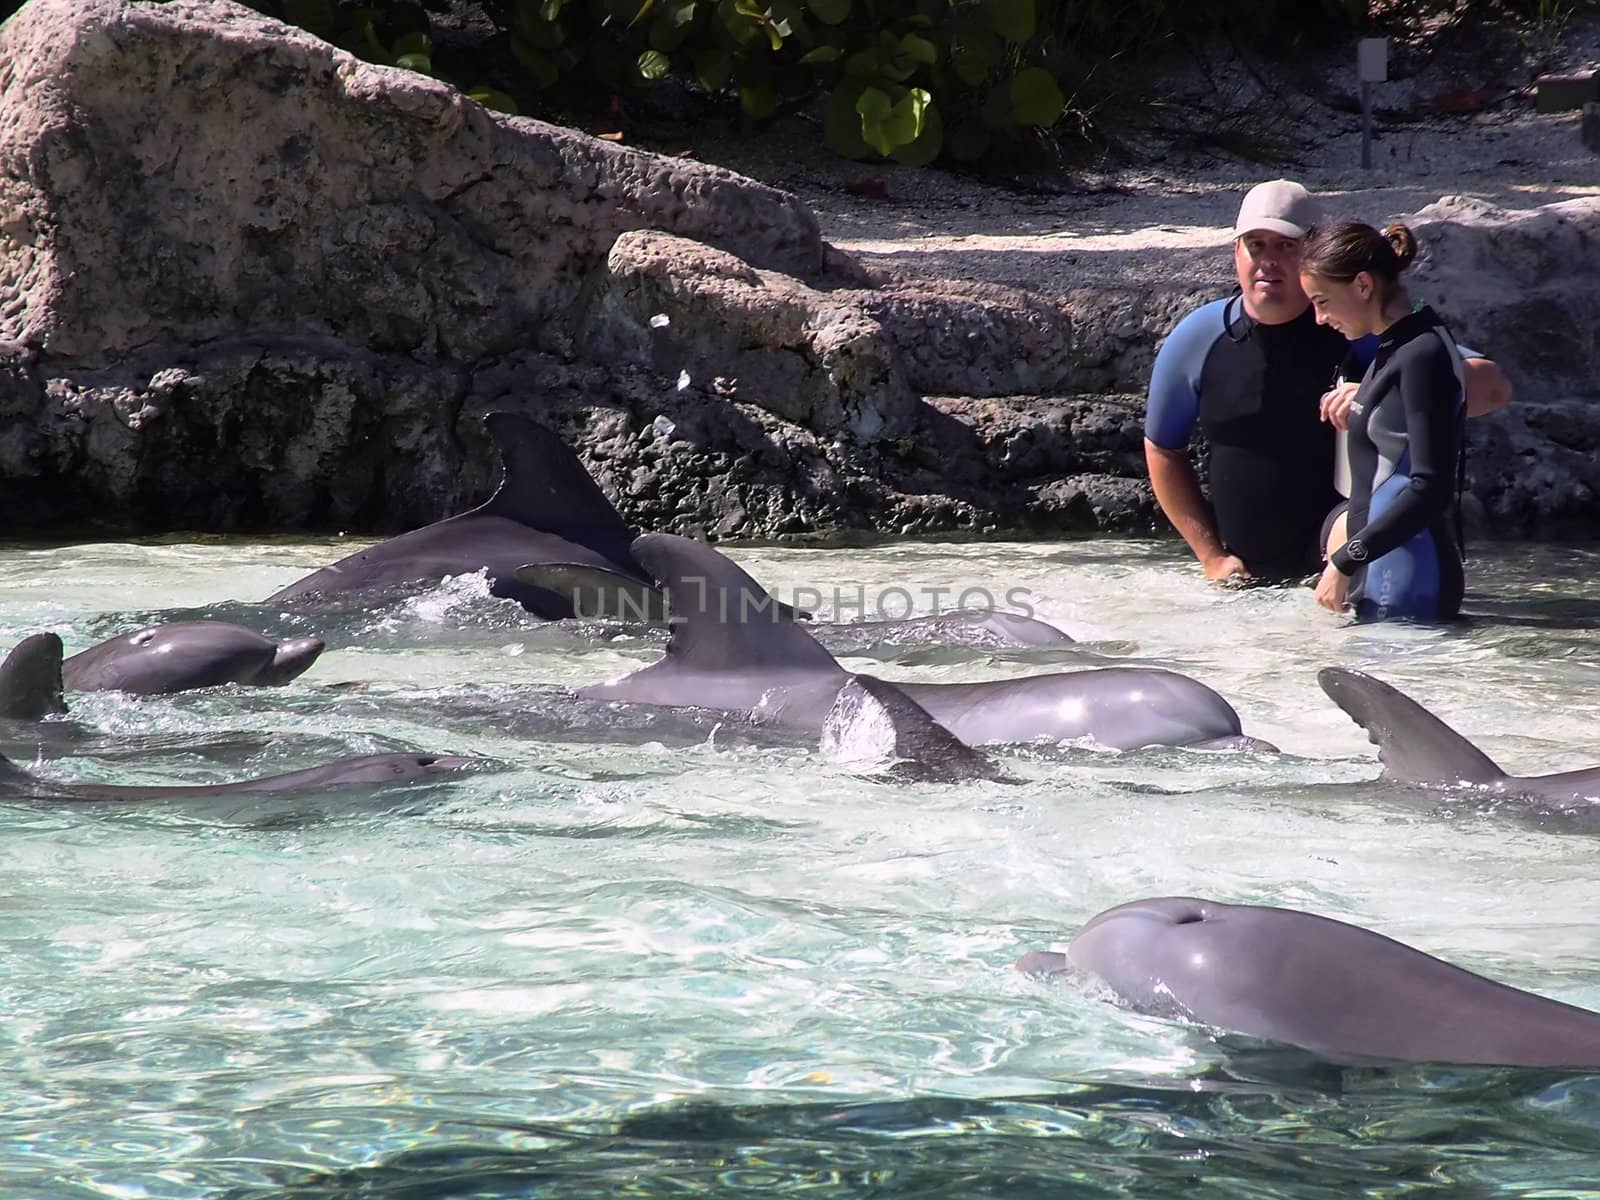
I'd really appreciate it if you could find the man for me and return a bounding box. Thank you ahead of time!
[1143,180,1511,583]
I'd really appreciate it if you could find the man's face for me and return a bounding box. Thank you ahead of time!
[1233,231,1309,321]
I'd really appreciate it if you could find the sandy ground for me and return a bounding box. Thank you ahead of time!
[640,22,1600,299]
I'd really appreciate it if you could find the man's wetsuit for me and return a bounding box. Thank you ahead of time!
[1327,306,1466,622]
[1145,298,1355,579]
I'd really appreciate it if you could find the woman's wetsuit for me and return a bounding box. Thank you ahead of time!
[1327,306,1466,622]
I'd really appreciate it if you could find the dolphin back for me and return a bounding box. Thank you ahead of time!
[0,751,483,802]
[1318,667,1504,787]
[0,633,68,720]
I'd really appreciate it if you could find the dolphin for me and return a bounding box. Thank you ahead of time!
[0,633,68,720]
[265,412,650,617]
[1318,667,1600,810]
[580,534,1267,752]
[1017,896,1600,1068]
[61,621,326,695]
[514,559,1074,649]
[0,748,485,803]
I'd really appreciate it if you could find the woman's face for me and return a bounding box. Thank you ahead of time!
[1300,270,1377,339]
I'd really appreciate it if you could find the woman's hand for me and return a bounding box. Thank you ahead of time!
[1320,382,1361,431]
[1315,562,1351,612]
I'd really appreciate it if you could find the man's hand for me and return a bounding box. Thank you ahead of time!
[1314,562,1350,611]
[1203,553,1253,585]
[1320,381,1361,431]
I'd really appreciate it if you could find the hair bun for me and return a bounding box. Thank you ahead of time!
[1383,223,1418,271]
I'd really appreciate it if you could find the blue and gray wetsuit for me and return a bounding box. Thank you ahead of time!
[1328,306,1466,622]
[1145,299,1357,579]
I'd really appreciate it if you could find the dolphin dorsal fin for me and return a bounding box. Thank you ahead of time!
[472,413,638,559]
[631,533,839,672]
[0,633,68,720]
[1317,667,1504,786]
[824,675,1001,782]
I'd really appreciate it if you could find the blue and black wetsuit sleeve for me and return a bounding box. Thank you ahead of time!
[1331,339,1463,573]
[1145,299,1230,449]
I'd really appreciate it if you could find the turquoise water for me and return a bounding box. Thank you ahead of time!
[3,536,1600,1198]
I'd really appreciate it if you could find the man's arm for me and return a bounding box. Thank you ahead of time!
[1143,300,1249,581]
[1323,355,1513,429]
[1145,440,1250,581]
[1463,356,1512,418]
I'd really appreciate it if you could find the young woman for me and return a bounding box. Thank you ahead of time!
[1299,221,1466,622]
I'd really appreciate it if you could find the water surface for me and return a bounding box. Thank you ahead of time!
[3,535,1599,1198]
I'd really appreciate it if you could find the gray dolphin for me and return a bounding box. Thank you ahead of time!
[1017,896,1600,1068]
[513,559,1075,650]
[266,413,651,617]
[1319,667,1600,810]
[0,633,68,720]
[0,748,484,803]
[62,621,325,695]
[581,534,1267,752]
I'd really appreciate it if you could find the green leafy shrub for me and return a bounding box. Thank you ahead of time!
[233,0,1590,168]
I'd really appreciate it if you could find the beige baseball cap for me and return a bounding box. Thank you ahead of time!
[1233,179,1320,239]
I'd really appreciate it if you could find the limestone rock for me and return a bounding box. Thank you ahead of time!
[1408,195,1600,407]
[0,0,823,365]
[583,230,920,445]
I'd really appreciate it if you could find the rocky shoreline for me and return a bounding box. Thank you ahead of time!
[1,0,1598,544]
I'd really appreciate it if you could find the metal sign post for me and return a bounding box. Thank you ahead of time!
[1359,38,1389,169]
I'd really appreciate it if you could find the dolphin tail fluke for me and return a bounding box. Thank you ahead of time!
[0,633,68,720]
[476,412,640,559]
[823,675,1004,783]
[1317,667,1504,787]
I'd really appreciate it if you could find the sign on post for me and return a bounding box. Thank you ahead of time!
[1358,38,1388,83]
[1358,38,1388,168]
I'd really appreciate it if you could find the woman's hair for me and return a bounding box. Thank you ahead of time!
[1299,221,1418,292]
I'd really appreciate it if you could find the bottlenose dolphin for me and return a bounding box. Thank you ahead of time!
[1319,667,1600,810]
[0,633,68,720]
[581,535,1266,752]
[266,412,651,617]
[514,559,1074,650]
[62,622,325,695]
[0,748,484,802]
[1018,896,1600,1068]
